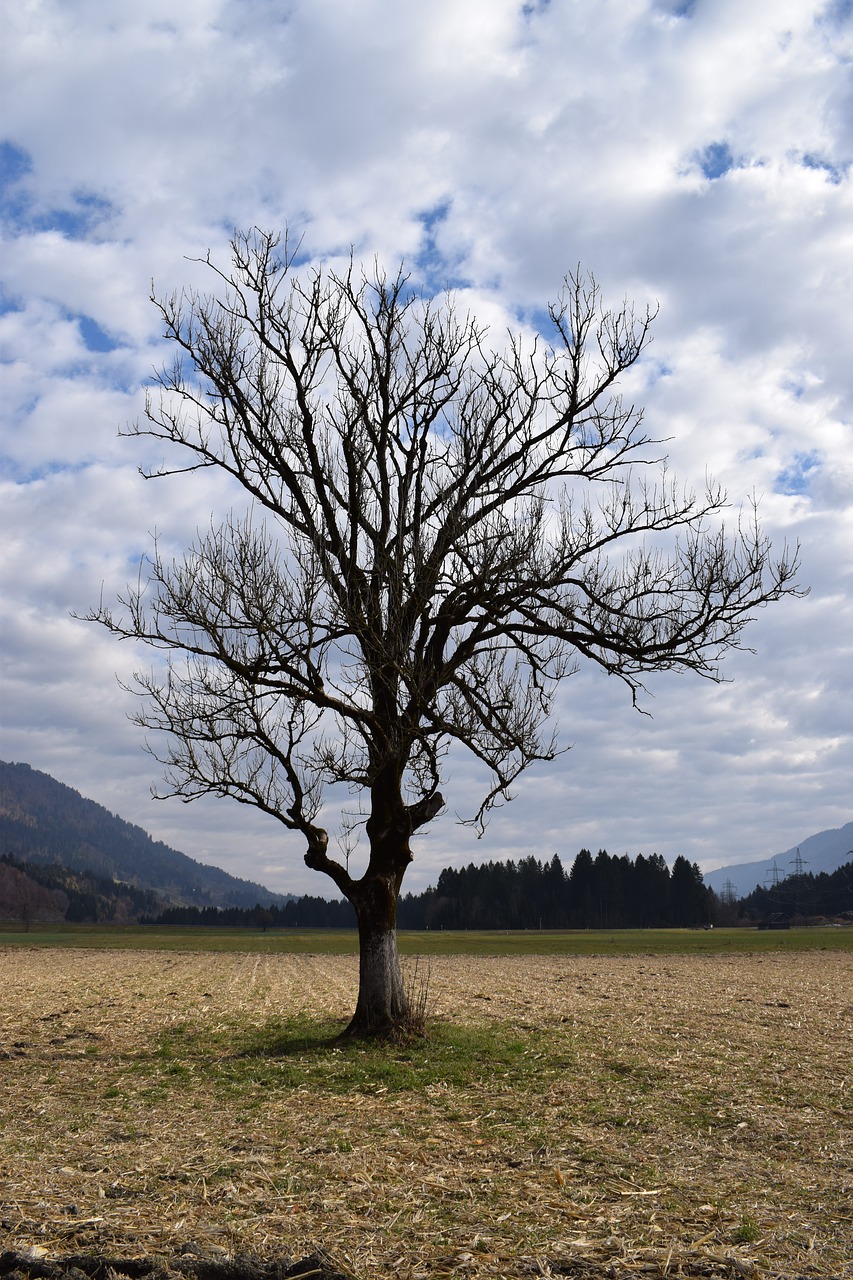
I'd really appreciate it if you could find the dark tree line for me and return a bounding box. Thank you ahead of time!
[145,895,356,929]
[146,849,714,930]
[399,850,712,929]
[736,862,853,923]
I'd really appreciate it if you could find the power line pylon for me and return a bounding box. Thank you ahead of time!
[790,847,808,877]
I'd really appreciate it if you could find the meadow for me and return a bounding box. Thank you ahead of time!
[2,922,852,955]
[1,931,851,1278]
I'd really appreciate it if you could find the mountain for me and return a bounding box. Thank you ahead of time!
[703,821,853,899]
[0,761,291,909]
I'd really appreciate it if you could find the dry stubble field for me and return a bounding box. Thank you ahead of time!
[1,946,851,1279]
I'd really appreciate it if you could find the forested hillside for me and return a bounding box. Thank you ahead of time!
[0,761,288,908]
[703,822,853,897]
[736,862,853,923]
[0,854,162,924]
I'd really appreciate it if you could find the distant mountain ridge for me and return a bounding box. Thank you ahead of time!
[0,761,290,909]
[703,822,853,898]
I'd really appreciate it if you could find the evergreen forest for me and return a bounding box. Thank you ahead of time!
[736,862,853,923]
[148,853,853,931]
[151,849,714,929]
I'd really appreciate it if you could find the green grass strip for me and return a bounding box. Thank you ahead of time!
[1,922,850,954]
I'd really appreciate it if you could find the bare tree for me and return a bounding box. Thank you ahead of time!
[89,230,800,1036]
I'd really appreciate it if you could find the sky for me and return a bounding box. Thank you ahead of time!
[1,0,851,897]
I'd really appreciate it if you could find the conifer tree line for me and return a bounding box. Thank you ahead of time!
[407,850,712,930]
[150,848,716,929]
[8,847,847,929]
[735,862,853,924]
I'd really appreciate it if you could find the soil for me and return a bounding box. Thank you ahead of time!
[0,1251,353,1280]
[1,948,850,1278]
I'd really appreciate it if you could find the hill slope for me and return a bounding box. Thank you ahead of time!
[0,853,164,923]
[704,821,853,898]
[0,761,290,908]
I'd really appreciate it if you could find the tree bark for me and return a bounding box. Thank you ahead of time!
[344,872,410,1038]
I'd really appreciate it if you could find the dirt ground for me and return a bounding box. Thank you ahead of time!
[1,947,850,1278]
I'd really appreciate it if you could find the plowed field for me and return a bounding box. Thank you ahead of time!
[1,947,850,1278]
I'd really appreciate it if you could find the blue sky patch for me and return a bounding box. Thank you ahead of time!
[412,202,469,294]
[78,315,121,353]
[655,0,698,15]
[776,450,821,496]
[38,191,115,239]
[646,360,673,385]
[696,141,737,180]
[6,458,93,486]
[802,153,847,185]
[817,0,852,25]
[0,140,33,186]
[1,141,35,228]
[521,0,551,18]
[525,304,558,342]
[0,285,23,317]
[1,142,115,239]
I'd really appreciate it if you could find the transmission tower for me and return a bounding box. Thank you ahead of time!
[790,847,808,877]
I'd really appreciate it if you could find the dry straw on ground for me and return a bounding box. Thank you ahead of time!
[1,947,850,1278]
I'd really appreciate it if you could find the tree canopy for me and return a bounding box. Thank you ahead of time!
[90,230,800,1034]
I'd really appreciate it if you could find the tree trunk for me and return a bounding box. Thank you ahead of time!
[343,873,411,1038]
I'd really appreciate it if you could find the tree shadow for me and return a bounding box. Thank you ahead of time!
[234,1017,349,1059]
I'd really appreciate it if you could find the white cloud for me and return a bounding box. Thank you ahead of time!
[1,0,851,897]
